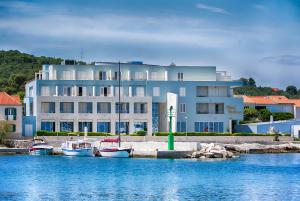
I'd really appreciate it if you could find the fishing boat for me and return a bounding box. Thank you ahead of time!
[29,138,53,155]
[61,127,94,157]
[61,140,94,157]
[99,62,132,158]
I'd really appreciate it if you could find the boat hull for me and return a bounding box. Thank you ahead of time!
[62,148,94,157]
[29,148,53,155]
[100,149,131,158]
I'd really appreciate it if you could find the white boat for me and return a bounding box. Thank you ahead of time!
[29,139,53,155]
[61,140,94,157]
[99,138,132,158]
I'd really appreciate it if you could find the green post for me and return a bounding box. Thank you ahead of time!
[168,106,174,150]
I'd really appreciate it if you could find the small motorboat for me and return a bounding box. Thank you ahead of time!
[61,140,94,157]
[29,138,53,155]
[99,138,132,158]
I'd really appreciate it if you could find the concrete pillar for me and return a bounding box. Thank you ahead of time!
[110,86,114,97]
[109,70,112,80]
[229,119,232,134]
[74,86,77,96]
[146,70,149,80]
[55,86,58,96]
[93,86,96,96]
[73,70,76,80]
[129,86,132,97]
[164,70,168,81]
[128,70,130,80]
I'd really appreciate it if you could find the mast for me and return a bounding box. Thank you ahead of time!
[118,61,121,147]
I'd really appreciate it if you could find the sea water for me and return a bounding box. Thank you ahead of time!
[0,154,300,201]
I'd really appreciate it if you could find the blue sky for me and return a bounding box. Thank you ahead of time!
[0,0,300,88]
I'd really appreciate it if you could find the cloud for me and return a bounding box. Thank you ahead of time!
[196,3,230,15]
[260,55,300,66]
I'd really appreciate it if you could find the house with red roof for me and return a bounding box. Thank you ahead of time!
[242,95,300,119]
[0,92,22,138]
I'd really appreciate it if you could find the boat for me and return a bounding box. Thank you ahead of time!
[61,140,94,157]
[98,62,132,158]
[29,138,53,155]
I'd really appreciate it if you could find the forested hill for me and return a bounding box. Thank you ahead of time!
[0,50,62,98]
[233,78,300,99]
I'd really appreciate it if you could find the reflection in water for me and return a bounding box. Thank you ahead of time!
[0,154,300,201]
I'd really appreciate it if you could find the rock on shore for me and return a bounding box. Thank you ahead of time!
[224,143,300,153]
[189,143,237,159]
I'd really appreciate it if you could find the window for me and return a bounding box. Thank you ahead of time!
[77,71,91,80]
[196,86,208,97]
[113,71,121,80]
[8,124,16,132]
[41,122,55,132]
[215,103,224,114]
[100,86,110,97]
[177,122,186,132]
[115,122,129,134]
[136,87,144,97]
[60,102,74,113]
[63,86,72,96]
[196,103,209,114]
[180,103,186,113]
[134,122,147,132]
[29,87,33,97]
[60,122,73,132]
[97,102,111,113]
[41,86,50,96]
[153,87,160,96]
[5,108,16,120]
[78,102,93,113]
[115,102,129,113]
[78,86,86,96]
[99,71,107,80]
[195,122,224,133]
[134,103,147,113]
[151,72,159,80]
[41,102,55,113]
[30,103,33,115]
[60,70,73,80]
[135,72,145,80]
[97,122,111,132]
[78,122,93,132]
[177,72,183,81]
[179,87,186,96]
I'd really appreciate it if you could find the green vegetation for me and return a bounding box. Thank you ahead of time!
[154,132,279,136]
[234,77,300,98]
[0,50,63,97]
[36,130,112,136]
[242,107,294,124]
[0,121,9,144]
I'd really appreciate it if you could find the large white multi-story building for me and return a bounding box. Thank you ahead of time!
[23,61,243,136]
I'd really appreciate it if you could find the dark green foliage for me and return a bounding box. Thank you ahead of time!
[244,107,259,121]
[36,130,112,136]
[258,109,272,122]
[286,85,297,95]
[135,130,146,136]
[154,132,276,136]
[272,112,294,121]
[0,50,62,97]
[248,77,256,87]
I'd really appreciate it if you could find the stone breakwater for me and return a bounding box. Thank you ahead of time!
[188,143,237,159]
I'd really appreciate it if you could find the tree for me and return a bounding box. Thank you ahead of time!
[239,77,249,86]
[0,121,9,144]
[286,85,297,95]
[248,77,256,87]
[244,108,259,121]
[258,109,272,122]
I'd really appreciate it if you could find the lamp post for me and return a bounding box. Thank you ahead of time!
[168,106,174,150]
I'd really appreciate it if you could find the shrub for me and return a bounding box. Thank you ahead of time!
[258,109,272,122]
[154,132,232,136]
[36,131,113,136]
[272,112,294,121]
[0,121,9,144]
[244,108,259,121]
[135,130,146,136]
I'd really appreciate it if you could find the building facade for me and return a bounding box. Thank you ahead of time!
[23,62,243,136]
[0,92,22,138]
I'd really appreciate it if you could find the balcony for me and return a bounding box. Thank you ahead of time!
[216,71,231,81]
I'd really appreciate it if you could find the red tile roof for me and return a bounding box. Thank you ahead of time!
[243,95,300,107]
[0,92,21,105]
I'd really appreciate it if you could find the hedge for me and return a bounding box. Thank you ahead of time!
[153,132,284,136]
[36,130,112,136]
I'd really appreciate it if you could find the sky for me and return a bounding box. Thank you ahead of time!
[0,0,300,88]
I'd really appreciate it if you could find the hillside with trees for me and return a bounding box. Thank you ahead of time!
[234,77,300,99]
[0,50,63,99]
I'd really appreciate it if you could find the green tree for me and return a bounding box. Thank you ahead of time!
[244,108,259,121]
[0,121,9,144]
[286,85,297,95]
[239,77,249,86]
[248,77,256,87]
[258,109,272,122]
